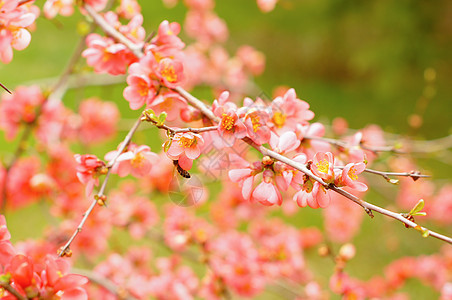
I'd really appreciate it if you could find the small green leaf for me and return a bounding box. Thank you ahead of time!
[0,273,11,282]
[158,112,167,125]
[422,230,430,238]
[163,140,172,152]
[411,212,427,217]
[409,199,425,215]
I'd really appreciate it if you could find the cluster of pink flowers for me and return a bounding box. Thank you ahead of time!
[0,1,38,64]
[0,215,89,299]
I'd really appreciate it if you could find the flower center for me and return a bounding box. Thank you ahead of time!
[250,115,261,132]
[316,159,329,174]
[138,80,149,96]
[348,166,358,181]
[272,111,286,128]
[221,114,234,131]
[131,152,144,167]
[178,136,195,148]
[161,62,177,83]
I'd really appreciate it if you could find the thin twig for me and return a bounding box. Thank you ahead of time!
[71,268,139,300]
[334,166,430,181]
[304,135,405,154]
[142,113,218,134]
[0,281,27,300]
[84,3,452,246]
[58,116,143,257]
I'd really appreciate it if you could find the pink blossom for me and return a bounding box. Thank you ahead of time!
[251,170,282,206]
[105,143,158,178]
[228,154,262,201]
[311,151,336,183]
[149,92,187,122]
[257,0,278,12]
[74,154,106,196]
[335,162,368,192]
[270,88,314,134]
[116,0,141,19]
[184,10,228,46]
[269,131,300,154]
[84,0,108,11]
[243,108,271,145]
[123,55,158,109]
[166,132,204,170]
[0,2,36,63]
[5,157,43,209]
[236,45,265,76]
[296,122,331,159]
[82,33,138,75]
[217,109,247,146]
[43,0,74,19]
[155,57,185,88]
[323,190,364,242]
[293,179,331,209]
[78,98,120,144]
[0,85,45,140]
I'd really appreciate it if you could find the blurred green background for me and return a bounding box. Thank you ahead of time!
[1,0,451,298]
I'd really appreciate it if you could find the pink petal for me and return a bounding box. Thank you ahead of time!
[61,287,88,300]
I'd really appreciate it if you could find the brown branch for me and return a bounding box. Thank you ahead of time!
[58,115,143,257]
[84,3,452,246]
[71,268,139,300]
[0,280,27,300]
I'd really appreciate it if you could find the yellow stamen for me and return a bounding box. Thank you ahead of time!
[161,62,177,83]
[316,159,329,174]
[272,111,286,128]
[178,136,195,148]
[221,114,234,131]
[131,152,144,168]
[348,166,358,181]
[250,115,261,132]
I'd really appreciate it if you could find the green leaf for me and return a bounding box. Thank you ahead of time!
[411,212,427,217]
[163,140,172,152]
[158,112,167,125]
[0,273,11,282]
[409,199,425,215]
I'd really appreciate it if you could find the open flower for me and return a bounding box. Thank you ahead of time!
[252,170,282,206]
[74,154,106,196]
[293,178,331,209]
[217,109,247,146]
[105,143,158,178]
[335,162,368,192]
[166,132,204,170]
[311,152,335,183]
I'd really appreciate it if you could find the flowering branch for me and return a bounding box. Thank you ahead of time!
[72,268,139,300]
[83,3,452,246]
[304,135,405,154]
[58,115,143,257]
[0,280,27,300]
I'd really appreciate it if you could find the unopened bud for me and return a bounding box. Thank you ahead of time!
[318,245,330,257]
[338,243,356,261]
